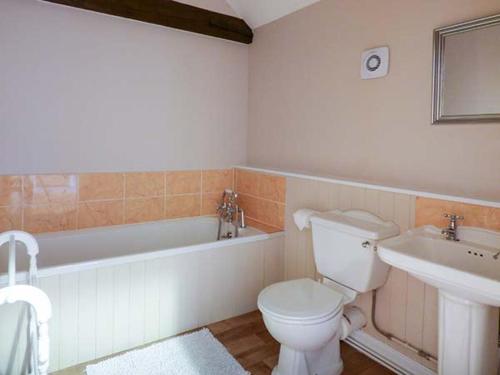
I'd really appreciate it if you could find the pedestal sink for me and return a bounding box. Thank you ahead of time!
[378,225,500,375]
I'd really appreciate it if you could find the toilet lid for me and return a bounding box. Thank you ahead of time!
[258,278,343,321]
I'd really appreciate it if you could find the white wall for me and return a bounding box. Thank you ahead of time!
[0,0,248,175]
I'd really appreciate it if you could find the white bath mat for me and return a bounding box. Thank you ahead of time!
[86,328,248,375]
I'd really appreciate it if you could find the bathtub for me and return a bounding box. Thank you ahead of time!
[0,216,284,373]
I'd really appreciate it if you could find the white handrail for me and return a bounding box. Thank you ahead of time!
[0,286,51,375]
[8,234,15,286]
[0,231,51,375]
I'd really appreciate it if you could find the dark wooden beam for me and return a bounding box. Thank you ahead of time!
[41,0,253,44]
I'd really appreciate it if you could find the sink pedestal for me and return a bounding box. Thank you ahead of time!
[439,291,499,375]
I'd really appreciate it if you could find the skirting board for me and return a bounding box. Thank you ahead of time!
[343,330,437,375]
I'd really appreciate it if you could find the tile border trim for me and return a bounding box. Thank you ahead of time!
[235,165,500,209]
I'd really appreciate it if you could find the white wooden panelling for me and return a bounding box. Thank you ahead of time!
[59,273,79,369]
[95,267,114,358]
[0,235,285,372]
[406,275,426,348]
[129,262,146,348]
[143,260,160,343]
[284,177,437,369]
[422,285,438,355]
[39,275,60,372]
[78,269,97,363]
[112,264,131,353]
[263,236,285,287]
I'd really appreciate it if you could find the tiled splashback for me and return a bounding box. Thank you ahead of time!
[416,197,500,231]
[0,169,234,234]
[235,169,286,232]
[0,168,287,234]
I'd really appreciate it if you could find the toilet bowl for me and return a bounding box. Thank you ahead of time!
[258,278,345,375]
[258,209,400,375]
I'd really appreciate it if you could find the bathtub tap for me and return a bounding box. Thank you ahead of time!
[217,190,244,239]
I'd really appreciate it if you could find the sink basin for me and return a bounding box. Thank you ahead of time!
[378,225,500,306]
[378,225,500,375]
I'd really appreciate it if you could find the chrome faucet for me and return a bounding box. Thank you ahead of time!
[441,213,464,241]
[217,190,245,240]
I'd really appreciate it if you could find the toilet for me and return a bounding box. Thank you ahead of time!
[258,209,400,375]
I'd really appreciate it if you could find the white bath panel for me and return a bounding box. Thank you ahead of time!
[143,260,161,343]
[113,264,132,353]
[78,269,97,364]
[59,273,79,369]
[39,275,60,373]
[129,262,146,348]
[95,267,114,358]
[0,231,285,372]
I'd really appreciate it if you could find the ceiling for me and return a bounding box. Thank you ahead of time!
[225,0,322,29]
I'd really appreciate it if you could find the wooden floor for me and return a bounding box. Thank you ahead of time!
[55,310,394,375]
[207,311,394,375]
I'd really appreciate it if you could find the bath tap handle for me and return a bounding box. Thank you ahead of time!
[443,213,464,220]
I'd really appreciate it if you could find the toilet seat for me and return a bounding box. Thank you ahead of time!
[258,278,344,324]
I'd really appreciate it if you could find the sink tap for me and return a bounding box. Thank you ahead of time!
[441,213,464,241]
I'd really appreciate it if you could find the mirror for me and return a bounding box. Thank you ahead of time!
[432,14,500,124]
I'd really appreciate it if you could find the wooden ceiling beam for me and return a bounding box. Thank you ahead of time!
[41,0,253,44]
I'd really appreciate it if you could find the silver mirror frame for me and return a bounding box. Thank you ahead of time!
[432,14,500,124]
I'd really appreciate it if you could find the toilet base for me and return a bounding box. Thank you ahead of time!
[272,334,343,375]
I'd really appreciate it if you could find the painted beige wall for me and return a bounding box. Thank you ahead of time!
[0,0,248,175]
[248,0,500,202]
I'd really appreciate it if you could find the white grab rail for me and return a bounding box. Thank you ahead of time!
[0,231,52,375]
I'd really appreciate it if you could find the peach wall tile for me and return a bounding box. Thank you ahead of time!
[238,194,261,221]
[165,195,201,219]
[125,172,164,198]
[415,197,500,231]
[258,174,286,203]
[23,175,78,205]
[78,200,124,229]
[202,169,233,193]
[24,204,77,233]
[234,169,287,230]
[0,176,22,206]
[487,208,500,230]
[0,206,22,232]
[201,193,222,216]
[79,173,124,201]
[415,197,460,228]
[238,193,285,230]
[5,169,286,234]
[235,169,260,196]
[125,197,164,224]
[165,171,201,195]
[260,200,285,229]
[245,218,283,234]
